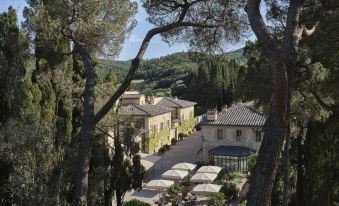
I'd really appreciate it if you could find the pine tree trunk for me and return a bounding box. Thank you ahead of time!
[73,45,96,206]
[116,190,123,206]
[282,86,292,206]
[247,60,289,206]
[296,121,306,206]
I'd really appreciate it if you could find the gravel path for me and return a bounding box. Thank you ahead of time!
[123,131,203,205]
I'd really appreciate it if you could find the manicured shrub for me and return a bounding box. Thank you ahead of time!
[163,144,170,150]
[158,147,165,154]
[195,124,202,131]
[171,138,177,145]
[208,192,225,206]
[195,160,206,170]
[220,182,238,201]
[178,133,184,140]
[124,199,151,206]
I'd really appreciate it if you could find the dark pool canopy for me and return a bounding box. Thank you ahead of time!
[208,146,254,172]
[208,146,253,157]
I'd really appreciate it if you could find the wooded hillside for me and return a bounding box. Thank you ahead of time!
[96,49,245,97]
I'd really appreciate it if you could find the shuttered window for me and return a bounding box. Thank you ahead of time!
[216,129,223,140]
[255,131,262,142]
[236,130,242,141]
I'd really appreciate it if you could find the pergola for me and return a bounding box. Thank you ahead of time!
[208,146,253,172]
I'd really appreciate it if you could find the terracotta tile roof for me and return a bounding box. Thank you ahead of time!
[157,97,197,108]
[121,93,143,99]
[120,104,173,117]
[201,105,266,126]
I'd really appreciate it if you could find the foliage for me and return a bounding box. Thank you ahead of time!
[208,192,225,206]
[0,7,27,122]
[247,154,258,181]
[148,128,170,153]
[239,199,248,206]
[25,0,137,57]
[235,41,272,110]
[123,199,151,206]
[194,160,206,170]
[219,182,238,201]
[0,118,56,205]
[167,184,183,197]
[302,116,339,206]
[163,144,170,150]
[181,175,192,187]
[143,0,248,53]
[96,50,244,102]
[179,117,195,133]
[158,147,165,154]
[195,124,202,131]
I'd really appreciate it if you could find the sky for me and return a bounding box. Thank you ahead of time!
[0,0,253,60]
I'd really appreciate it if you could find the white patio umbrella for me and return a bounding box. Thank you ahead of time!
[161,169,189,180]
[144,179,174,190]
[191,173,218,183]
[144,179,175,202]
[196,166,222,174]
[191,183,222,195]
[171,163,197,171]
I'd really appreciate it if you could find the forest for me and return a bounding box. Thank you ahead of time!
[0,0,338,206]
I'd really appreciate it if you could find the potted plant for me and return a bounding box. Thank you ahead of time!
[171,138,177,145]
[167,184,183,204]
[178,133,184,141]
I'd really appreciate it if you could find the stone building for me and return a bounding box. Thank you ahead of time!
[119,91,146,105]
[156,96,197,135]
[118,91,197,154]
[201,103,266,172]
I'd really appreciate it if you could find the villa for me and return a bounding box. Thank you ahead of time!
[118,91,197,154]
[154,96,197,135]
[201,103,266,172]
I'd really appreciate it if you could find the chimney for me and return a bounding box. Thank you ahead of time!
[173,96,178,100]
[222,105,228,112]
[150,95,155,105]
[206,109,218,121]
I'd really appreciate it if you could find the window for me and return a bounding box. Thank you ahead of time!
[167,120,170,128]
[153,125,157,133]
[181,115,185,121]
[216,129,223,140]
[160,122,164,131]
[255,131,262,142]
[134,118,145,129]
[236,130,242,141]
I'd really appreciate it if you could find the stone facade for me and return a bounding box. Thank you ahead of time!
[201,125,263,161]
[120,95,145,105]
[132,112,172,154]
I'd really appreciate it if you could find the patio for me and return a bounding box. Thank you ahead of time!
[124,131,203,204]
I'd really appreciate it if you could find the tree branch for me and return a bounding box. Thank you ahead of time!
[93,4,225,124]
[302,21,320,37]
[245,0,280,60]
[283,0,301,69]
[312,92,339,112]
[96,125,114,139]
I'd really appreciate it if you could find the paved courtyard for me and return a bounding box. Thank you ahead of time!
[123,131,203,204]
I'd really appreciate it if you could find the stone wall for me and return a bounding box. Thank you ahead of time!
[201,125,263,161]
[147,112,172,153]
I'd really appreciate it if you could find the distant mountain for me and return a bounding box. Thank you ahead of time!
[95,48,245,80]
[224,48,245,61]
